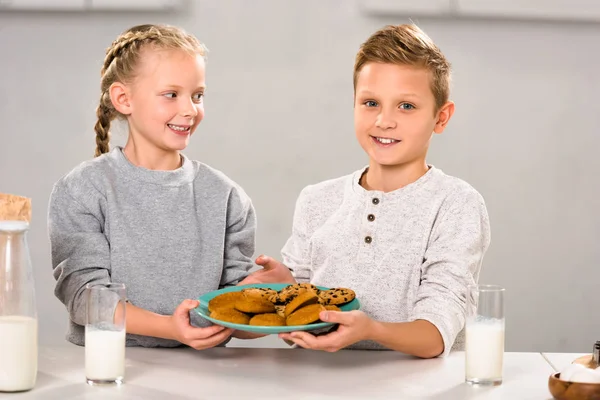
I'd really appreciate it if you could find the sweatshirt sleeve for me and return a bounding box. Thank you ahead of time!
[219,185,256,287]
[281,187,313,283]
[48,180,112,327]
[410,188,491,357]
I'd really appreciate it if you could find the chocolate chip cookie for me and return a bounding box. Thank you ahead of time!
[286,303,325,326]
[318,288,355,305]
[249,313,286,326]
[234,297,276,314]
[210,308,250,325]
[284,291,319,318]
[208,292,244,313]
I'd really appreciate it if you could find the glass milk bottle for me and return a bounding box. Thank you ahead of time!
[0,221,38,392]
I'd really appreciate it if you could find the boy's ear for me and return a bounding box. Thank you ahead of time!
[109,82,132,115]
[433,101,455,134]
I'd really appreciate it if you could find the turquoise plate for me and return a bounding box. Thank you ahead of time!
[194,283,360,334]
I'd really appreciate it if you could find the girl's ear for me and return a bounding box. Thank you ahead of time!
[109,82,133,115]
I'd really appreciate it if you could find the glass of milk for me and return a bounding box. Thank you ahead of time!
[85,283,126,385]
[465,284,505,386]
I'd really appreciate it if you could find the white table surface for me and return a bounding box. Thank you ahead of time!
[2,345,560,400]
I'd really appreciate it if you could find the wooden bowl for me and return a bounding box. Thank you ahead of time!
[549,372,600,400]
[574,355,598,369]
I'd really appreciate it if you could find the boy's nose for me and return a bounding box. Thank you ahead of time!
[375,112,397,129]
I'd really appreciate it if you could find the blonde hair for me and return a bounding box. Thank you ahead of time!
[94,24,207,157]
[353,24,451,112]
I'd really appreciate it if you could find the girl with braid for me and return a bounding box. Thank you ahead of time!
[48,24,259,349]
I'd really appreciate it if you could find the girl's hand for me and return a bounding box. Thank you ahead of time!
[170,299,234,350]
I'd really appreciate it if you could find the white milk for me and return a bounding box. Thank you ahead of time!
[85,326,126,382]
[0,316,38,392]
[465,319,505,383]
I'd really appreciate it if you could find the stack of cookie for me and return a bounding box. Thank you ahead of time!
[208,283,356,327]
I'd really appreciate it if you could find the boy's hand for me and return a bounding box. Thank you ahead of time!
[170,299,234,350]
[238,255,296,285]
[278,310,373,352]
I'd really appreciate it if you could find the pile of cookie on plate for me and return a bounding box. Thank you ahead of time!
[208,283,356,326]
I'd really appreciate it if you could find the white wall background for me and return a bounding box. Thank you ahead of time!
[0,0,599,352]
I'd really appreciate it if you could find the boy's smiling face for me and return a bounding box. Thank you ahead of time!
[354,62,454,170]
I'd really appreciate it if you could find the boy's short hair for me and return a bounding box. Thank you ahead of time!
[353,24,451,111]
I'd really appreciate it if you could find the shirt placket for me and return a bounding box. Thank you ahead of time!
[357,193,381,264]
